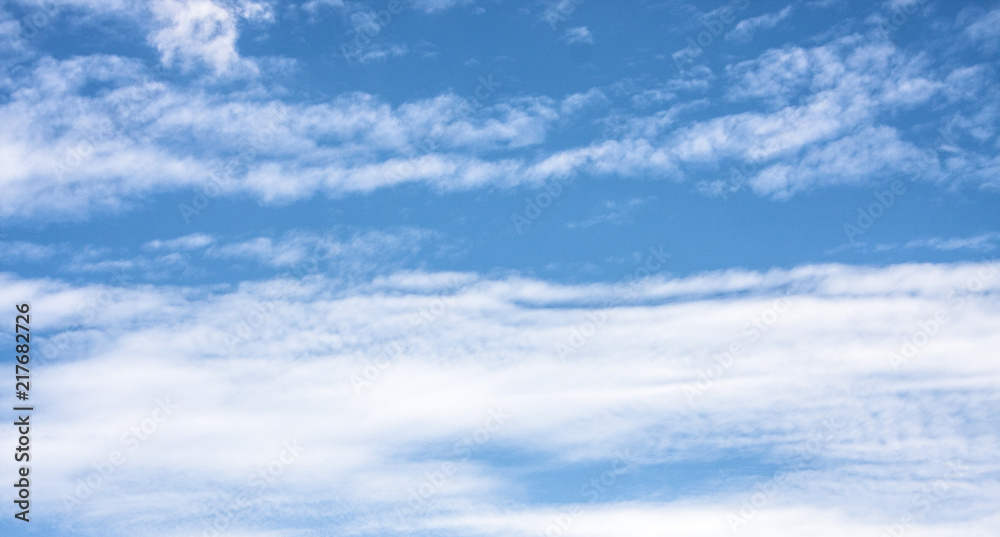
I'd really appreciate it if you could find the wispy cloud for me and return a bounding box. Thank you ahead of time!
[0,240,64,261]
[144,233,215,251]
[562,26,594,45]
[904,232,1000,252]
[725,5,793,43]
[565,197,650,229]
[350,42,410,63]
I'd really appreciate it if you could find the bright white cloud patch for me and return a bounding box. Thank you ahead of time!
[148,0,268,75]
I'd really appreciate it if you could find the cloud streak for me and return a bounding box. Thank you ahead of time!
[2,260,998,535]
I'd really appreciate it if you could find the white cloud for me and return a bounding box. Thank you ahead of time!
[565,197,650,229]
[562,26,593,45]
[0,240,64,261]
[144,233,215,251]
[559,88,608,115]
[962,5,1000,51]
[1,13,998,221]
[747,125,930,198]
[0,5,36,80]
[148,0,265,76]
[7,0,269,77]
[540,0,584,27]
[206,229,434,269]
[904,232,1000,252]
[2,260,999,534]
[0,59,562,218]
[301,0,347,20]
[410,0,476,13]
[49,229,438,281]
[515,32,973,195]
[351,42,409,64]
[725,5,793,43]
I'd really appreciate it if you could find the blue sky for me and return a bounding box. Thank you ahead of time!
[1,0,999,536]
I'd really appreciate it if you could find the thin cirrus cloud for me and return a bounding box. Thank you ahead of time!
[725,5,793,43]
[565,197,650,229]
[51,229,438,277]
[901,232,1000,252]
